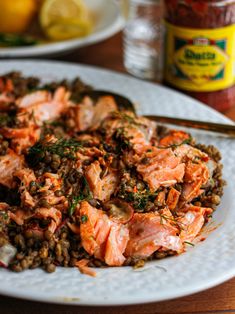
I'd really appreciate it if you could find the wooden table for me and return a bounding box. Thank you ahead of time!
[1,32,235,314]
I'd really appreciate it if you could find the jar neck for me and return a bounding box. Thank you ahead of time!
[128,0,163,20]
[165,0,235,28]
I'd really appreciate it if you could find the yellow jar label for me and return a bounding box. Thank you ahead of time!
[165,22,235,92]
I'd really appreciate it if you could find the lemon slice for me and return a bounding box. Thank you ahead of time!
[46,18,93,40]
[40,0,93,40]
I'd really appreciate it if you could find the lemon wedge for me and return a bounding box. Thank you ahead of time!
[40,0,93,40]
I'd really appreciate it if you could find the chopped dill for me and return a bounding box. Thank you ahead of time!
[68,195,84,216]
[120,188,158,211]
[27,138,83,166]
[111,111,143,128]
[67,176,92,216]
[157,138,192,149]
[184,241,195,247]
[81,215,88,224]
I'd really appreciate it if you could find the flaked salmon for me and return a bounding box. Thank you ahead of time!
[68,95,117,132]
[14,168,36,208]
[125,210,183,258]
[17,87,70,125]
[85,161,118,202]
[35,207,62,234]
[166,188,181,210]
[182,161,210,202]
[0,149,24,188]
[142,163,185,191]
[159,130,191,147]
[80,201,129,266]
[178,206,213,243]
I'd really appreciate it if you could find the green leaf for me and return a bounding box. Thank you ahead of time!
[0,33,38,47]
[184,241,195,247]
[81,215,88,224]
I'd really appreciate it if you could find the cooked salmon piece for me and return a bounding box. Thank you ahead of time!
[14,168,36,208]
[0,78,13,93]
[101,111,156,152]
[85,161,118,202]
[137,148,181,174]
[1,125,40,154]
[142,163,185,191]
[68,95,117,132]
[182,161,209,202]
[178,206,213,243]
[35,207,62,234]
[0,94,13,107]
[80,201,109,258]
[93,211,113,260]
[105,224,129,266]
[159,130,191,147]
[67,96,94,132]
[136,146,185,191]
[17,87,70,125]
[80,201,129,266]
[122,118,156,152]
[174,144,209,162]
[166,188,181,210]
[17,90,50,108]
[14,167,36,186]
[125,210,183,258]
[91,96,117,130]
[9,209,34,225]
[76,134,100,146]
[0,149,24,188]
[85,161,102,195]
[155,191,166,206]
[75,259,97,277]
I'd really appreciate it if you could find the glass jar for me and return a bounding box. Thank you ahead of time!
[123,0,163,80]
[164,0,235,111]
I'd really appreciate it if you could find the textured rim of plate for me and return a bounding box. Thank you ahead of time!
[0,1,124,58]
[0,60,234,306]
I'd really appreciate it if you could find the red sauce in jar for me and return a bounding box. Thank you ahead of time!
[164,0,235,111]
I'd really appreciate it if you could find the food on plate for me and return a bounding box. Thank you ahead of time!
[0,72,225,274]
[0,0,93,47]
[39,0,93,40]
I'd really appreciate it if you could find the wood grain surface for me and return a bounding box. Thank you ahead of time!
[1,32,235,314]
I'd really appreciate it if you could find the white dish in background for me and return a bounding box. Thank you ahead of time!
[0,60,234,306]
[0,0,124,58]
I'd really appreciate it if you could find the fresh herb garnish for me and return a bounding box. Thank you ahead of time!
[27,138,83,167]
[0,33,38,47]
[113,127,132,153]
[111,111,143,127]
[157,138,192,149]
[67,176,92,216]
[184,241,195,247]
[81,215,88,224]
[68,195,85,216]
[119,188,158,211]
[0,112,16,127]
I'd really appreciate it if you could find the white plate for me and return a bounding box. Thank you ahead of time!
[0,60,234,306]
[0,0,124,58]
